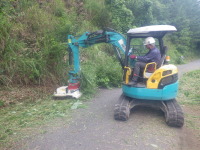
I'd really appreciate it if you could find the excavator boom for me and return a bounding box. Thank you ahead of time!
[54,28,126,98]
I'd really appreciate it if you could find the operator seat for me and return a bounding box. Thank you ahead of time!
[143,46,168,78]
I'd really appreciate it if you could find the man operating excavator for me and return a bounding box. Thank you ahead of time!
[129,37,161,85]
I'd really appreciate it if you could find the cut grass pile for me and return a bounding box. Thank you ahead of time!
[0,97,70,147]
[0,86,88,148]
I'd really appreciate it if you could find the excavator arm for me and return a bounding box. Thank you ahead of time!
[54,28,126,99]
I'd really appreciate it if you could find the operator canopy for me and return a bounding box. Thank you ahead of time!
[127,25,177,38]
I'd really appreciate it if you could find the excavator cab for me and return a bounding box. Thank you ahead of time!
[115,25,184,127]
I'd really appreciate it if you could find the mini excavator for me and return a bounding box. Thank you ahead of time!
[53,25,184,127]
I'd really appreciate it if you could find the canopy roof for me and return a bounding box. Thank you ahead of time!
[127,25,177,38]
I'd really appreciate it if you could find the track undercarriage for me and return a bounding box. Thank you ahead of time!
[114,94,184,127]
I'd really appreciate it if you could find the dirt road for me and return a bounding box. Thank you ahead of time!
[17,60,200,150]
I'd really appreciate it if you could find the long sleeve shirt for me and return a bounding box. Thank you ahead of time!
[137,47,161,64]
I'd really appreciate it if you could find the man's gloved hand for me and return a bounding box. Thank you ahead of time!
[130,55,137,59]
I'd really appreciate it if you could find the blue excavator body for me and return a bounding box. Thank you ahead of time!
[53,25,184,127]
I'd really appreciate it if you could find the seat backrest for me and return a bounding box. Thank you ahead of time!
[146,64,156,73]
[157,46,168,68]
[143,62,157,78]
[143,46,168,79]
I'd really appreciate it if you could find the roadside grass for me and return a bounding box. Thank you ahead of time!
[0,87,89,149]
[178,70,200,105]
[177,70,200,133]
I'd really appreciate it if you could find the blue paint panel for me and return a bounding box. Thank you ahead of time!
[122,81,178,100]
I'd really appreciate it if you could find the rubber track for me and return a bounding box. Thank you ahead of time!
[164,99,184,127]
[114,94,131,121]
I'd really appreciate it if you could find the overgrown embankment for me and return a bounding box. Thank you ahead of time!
[1,0,200,93]
[0,0,124,99]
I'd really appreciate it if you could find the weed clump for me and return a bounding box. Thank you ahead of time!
[0,0,74,86]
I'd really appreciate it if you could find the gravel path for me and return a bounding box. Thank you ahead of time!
[177,59,200,77]
[17,59,200,150]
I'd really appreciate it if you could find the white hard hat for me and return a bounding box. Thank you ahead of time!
[143,37,156,45]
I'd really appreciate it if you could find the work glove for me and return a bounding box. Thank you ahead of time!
[130,54,137,59]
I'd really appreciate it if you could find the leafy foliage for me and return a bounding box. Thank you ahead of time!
[0,0,75,85]
[105,0,133,32]
[0,0,200,90]
[80,45,122,93]
[84,0,111,29]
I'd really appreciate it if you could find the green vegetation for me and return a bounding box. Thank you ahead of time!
[178,70,200,131]
[0,0,200,147]
[0,0,73,86]
[178,70,200,105]
[0,0,200,91]
[81,45,122,92]
[0,87,89,148]
[0,97,71,147]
